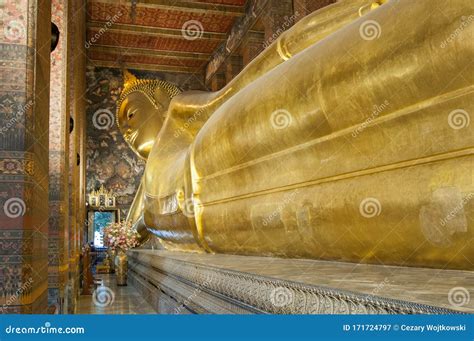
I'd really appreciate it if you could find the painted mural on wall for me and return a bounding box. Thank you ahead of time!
[86,67,145,217]
[86,66,206,217]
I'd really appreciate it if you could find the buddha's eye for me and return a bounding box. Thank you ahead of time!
[127,108,138,120]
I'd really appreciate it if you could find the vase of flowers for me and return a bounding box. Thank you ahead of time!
[108,248,116,273]
[103,221,140,286]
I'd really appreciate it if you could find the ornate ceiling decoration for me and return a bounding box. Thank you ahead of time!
[86,0,246,74]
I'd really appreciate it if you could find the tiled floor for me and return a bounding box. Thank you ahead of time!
[76,274,156,314]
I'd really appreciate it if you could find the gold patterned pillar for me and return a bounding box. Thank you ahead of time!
[48,0,69,313]
[0,0,51,313]
[66,0,87,313]
[67,105,78,313]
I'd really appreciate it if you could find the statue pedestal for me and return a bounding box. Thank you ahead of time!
[128,250,473,314]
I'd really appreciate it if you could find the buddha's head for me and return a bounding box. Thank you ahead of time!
[116,71,181,160]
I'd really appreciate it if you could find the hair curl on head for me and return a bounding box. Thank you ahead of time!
[116,71,182,127]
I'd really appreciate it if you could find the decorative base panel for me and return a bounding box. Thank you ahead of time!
[128,250,473,314]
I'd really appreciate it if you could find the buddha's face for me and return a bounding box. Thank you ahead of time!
[117,90,171,160]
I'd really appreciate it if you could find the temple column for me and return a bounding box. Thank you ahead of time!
[293,0,336,21]
[242,31,265,66]
[0,0,51,313]
[263,0,294,43]
[225,55,243,85]
[48,0,70,314]
[210,73,226,92]
[67,105,78,313]
[66,0,87,314]
[204,0,267,86]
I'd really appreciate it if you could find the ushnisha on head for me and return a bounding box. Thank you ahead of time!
[116,70,182,160]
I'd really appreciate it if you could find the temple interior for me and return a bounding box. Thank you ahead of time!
[0,0,473,315]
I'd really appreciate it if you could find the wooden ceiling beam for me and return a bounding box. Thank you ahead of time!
[89,0,245,16]
[88,45,212,61]
[88,59,203,74]
[88,21,227,41]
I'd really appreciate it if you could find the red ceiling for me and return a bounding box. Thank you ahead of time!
[88,51,205,68]
[88,3,236,33]
[88,30,220,53]
[86,0,246,74]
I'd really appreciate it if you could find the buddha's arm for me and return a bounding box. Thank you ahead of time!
[126,178,149,243]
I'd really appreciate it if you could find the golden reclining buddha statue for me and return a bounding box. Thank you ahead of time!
[117,0,473,270]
